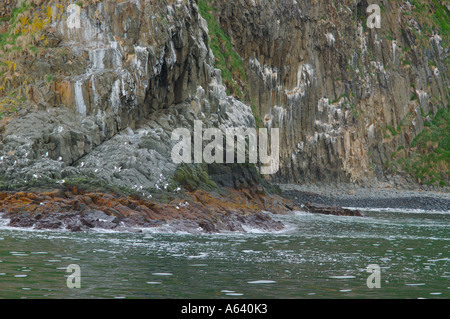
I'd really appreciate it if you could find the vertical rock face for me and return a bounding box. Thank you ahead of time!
[0,0,257,192]
[209,0,448,184]
[0,0,448,191]
[38,0,214,136]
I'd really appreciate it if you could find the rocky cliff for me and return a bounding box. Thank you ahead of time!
[206,0,449,186]
[0,0,448,202]
[0,0,259,191]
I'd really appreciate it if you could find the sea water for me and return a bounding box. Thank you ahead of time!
[0,208,448,298]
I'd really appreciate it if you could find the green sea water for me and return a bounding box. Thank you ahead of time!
[0,208,448,299]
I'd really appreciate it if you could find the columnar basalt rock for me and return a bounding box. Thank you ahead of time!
[208,0,448,185]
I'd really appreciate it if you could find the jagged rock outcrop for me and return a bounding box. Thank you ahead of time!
[0,0,260,194]
[0,186,291,233]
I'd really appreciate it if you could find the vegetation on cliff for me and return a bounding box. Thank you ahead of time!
[197,0,262,127]
[390,106,449,186]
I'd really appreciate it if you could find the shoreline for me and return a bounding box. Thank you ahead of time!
[280,184,450,212]
[1,183,449,234]
[0,186,294,234]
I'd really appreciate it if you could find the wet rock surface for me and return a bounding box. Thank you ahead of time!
[304,202,364,217]
[0,186,293,233]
